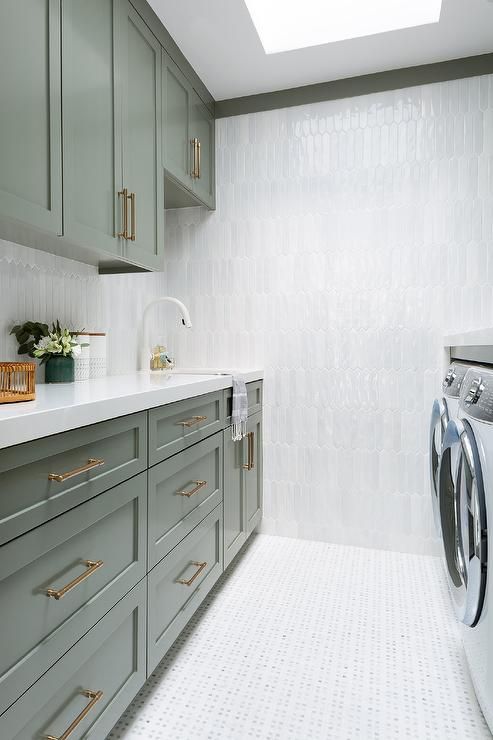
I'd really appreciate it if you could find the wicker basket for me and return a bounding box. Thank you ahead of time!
[0,362,36,403]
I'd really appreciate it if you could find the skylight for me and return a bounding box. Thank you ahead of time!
[244,0,443,54]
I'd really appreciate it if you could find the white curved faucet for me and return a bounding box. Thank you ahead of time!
[140,296,192,370]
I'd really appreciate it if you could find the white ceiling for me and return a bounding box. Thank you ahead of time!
[148,0,493,101]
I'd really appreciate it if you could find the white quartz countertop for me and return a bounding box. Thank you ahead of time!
[0,369,263,450]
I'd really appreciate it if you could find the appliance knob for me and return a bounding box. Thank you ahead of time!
[443,368,456,388]
[465,377,484,406]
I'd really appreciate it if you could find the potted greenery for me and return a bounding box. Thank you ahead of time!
[11,320,82,383]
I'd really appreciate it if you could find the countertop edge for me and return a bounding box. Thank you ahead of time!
[0,369,264,450]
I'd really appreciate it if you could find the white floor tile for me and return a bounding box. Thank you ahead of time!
[108,535,491,740]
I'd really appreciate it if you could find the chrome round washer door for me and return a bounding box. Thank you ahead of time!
[439,419,487,627]
[429,398,449,535]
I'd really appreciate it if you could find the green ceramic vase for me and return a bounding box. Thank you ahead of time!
[45,355,75,383]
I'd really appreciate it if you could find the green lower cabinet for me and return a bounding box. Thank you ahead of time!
[223,428,247,568]
[0,579,147,740]
[0,410,147,546]
[148,390,225,466]
[0,473,147,716]
[0,388,261,733]
[223,411,263,568]
[147,504,223,675]
[0,0,62,235]
[148,431,223,567]
[245,412,263,534]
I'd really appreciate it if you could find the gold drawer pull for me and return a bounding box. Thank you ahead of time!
[129,191,136,241]
[191,137,199,178]
[46,559,104,600]
[45,689,103,740]
[177,480,207,498]
[117,187,129,238]
[242,432,255,471]
[197,139,201,179]
[177,560,207,586]
[177,415,207,428]
[48,458,105,482]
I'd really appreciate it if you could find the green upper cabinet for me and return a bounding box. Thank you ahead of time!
[190,90,215,209]
[0,0,214,269]
[0,0,62,235]
[163,55,191,189]
[121,2,164,270]
[62,0,123,257]
[163,52,215,210]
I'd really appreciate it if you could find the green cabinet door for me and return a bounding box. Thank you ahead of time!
[0,0,62,234]
[223,428,247,568]
[62,0,124,256]
[190,90,216,209]
[244,411,263,535]
[162,53,192,190]
[121,3,164,270]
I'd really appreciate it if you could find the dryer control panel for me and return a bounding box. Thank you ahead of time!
[443,362,471,399]
[461,368,493,422]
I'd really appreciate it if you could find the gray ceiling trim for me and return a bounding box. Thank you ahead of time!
[215,53,493,118]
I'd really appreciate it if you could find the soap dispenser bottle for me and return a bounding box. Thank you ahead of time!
[149,337,175,372]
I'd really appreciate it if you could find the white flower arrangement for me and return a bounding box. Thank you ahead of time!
[32,323,82,364]
[10,320,85,365]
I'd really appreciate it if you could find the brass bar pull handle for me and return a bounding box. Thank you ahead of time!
[242,432,255,471]
[117,188,128,238]
[197,139,201,179]
[177,480,207,498]
[44,689,103,740]
[177,415,207,428]
[191,138,199,178]
[177,560,207,586]
[128,191,136,241]
[48,458,105,483]
[46,559,104,600]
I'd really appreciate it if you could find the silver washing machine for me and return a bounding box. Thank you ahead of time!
[430,362,472,536]
[439,366,491,729]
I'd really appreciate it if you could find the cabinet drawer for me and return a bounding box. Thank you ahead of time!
[149,431,223,568]
[0,580,146,740]
[0,411,147,545]
[148,505,223,674]
[0,472,147,716]
[149,391,224,466]
[225,380,263,424]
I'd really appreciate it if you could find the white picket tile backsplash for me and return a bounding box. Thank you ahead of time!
[0,239,169,377]
[1,74,492,554]
[164,74,493,556]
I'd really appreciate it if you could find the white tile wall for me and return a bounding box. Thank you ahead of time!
[1,74,492,555]
[164,74,493,556]
[0,239,170,377]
